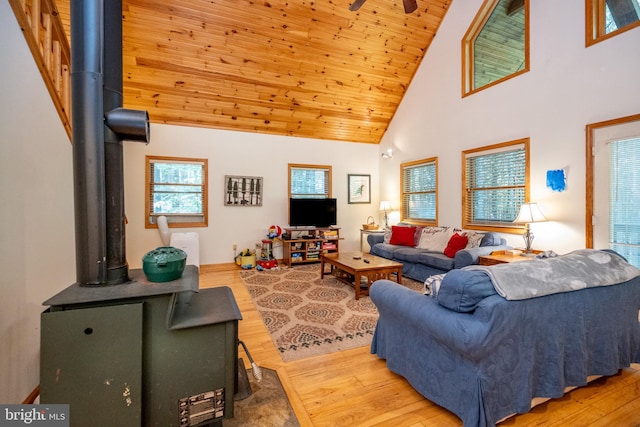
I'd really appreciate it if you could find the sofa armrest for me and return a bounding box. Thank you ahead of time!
[370,280,501,360]
[454,245,511,269]
[367,233,386,248]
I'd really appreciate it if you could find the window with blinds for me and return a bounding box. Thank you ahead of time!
[609,137,640,267]
[463,138,529,232]
[288,164,332,198]
[145,156,208,228]
[401,157,437,224]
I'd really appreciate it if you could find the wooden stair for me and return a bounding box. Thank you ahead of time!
[9,0,71,140]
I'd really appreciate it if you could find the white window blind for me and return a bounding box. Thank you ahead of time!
[609,137,640,267]
[289,165,331,198]
[401,159,437,222]
[147,156,207,226]
[464,143,526,228]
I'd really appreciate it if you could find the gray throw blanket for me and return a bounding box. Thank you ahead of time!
[466,249,640,300]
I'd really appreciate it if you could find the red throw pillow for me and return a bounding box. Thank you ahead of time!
[444,233,469,258]
[389,225,417,247]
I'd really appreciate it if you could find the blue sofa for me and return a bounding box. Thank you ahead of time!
[370,249,640,426]
[367,230,510,282]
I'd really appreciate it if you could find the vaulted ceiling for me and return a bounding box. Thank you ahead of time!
[55,0,452,144]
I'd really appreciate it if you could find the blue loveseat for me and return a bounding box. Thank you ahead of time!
[370,249,640,426]
[367,226,510,282]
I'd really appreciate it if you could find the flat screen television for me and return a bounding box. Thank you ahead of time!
[289,198,337,227]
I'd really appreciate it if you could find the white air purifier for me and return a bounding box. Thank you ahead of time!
[170,232,200,267]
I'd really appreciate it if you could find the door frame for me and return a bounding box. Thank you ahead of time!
[585,112,640,248]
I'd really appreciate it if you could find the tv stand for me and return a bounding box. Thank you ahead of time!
[282,227,341,267]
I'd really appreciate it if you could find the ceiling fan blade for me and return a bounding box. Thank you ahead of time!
[403,0,417,13]
[349,0,367,11]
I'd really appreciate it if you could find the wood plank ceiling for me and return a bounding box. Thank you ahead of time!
[54,0,452,144]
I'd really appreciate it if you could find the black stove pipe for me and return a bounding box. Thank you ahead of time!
[71,0,149,286]
[103,0,128,285]
[71,0,107,285]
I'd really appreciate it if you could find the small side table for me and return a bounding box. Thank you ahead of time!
[360,229,386,252]
[479,249,543,266]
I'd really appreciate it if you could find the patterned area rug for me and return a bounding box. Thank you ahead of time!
[239,263,423,362]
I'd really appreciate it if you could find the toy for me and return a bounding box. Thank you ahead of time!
[267,225,282,239]
[235,248,256,269]
[257,226,281,270]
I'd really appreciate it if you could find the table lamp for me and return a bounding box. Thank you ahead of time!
[513,202,547,255]
[380,201,391,228]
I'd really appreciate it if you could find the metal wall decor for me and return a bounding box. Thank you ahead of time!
[348,174,371,204]
[225,175,263,206]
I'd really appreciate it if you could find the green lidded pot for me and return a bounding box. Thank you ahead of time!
[142,246,187,282]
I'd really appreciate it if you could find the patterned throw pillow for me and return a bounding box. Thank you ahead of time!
[417,226,454,252]
[463,231,484,249]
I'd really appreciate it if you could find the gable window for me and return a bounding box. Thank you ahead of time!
[462,0,529,96]
[145,156,208,228]
[462,138,529,233]
[401,157,438,225]
[288,164,332,198]
[586,0,640,46]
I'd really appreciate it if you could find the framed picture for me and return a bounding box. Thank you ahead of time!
[224,175,263,206]
[348,174,371,204]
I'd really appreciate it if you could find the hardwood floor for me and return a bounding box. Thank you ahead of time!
[200,264,640,427]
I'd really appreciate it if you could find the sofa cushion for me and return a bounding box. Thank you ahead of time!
[415,251,455,271]
[436,269,497,312]
[370,243,404,260]
[444,233,469,258]
[389,225,416,246]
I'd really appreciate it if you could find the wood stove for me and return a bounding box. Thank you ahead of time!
[39,2,242,425]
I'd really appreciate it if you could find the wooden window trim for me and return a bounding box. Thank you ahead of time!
[461,0,530,97]
[287,163,333,198]
[145,155,208,229]
[400,157,438,226]
[586,0,640,46]
[462,138,530,234]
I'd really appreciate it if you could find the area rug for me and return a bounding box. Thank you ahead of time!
[239,263,423,362]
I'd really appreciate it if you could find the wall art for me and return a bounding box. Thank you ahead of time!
[225,175,263,206]
[348,174,371,204]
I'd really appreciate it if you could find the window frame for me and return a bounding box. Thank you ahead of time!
[400,157,438,225]
[586,0,640,46]
[462,138,530,234]
[145,155,208,229]
[288,163,332,199]
[462,0,530,97]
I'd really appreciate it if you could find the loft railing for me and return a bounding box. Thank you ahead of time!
[9,0,71,140]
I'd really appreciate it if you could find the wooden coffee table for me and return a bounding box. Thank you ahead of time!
[320,252,403,300]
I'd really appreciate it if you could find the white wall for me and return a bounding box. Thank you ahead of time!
[379,0,640,255]
[0,2,76,403]
[124,125,381,268]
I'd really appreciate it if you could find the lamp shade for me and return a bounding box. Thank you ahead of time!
[513,202,547,224]
[379,201,391,211]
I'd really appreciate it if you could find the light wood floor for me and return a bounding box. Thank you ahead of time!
[200,264,640,427]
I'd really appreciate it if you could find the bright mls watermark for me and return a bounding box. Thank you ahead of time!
[0,405,68,426]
